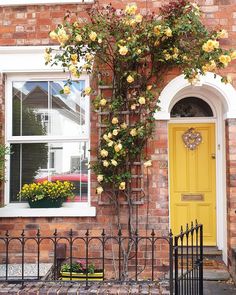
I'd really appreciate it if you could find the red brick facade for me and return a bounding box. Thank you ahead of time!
[0,0,236,281]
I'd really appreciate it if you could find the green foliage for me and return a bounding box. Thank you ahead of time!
[0,145,10,182]
[61,261,95,274]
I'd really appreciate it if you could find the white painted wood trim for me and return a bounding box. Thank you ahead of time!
[155,72,236,120]
[0,46,85,73]
[0,203,96,217]
[0,0,94,6]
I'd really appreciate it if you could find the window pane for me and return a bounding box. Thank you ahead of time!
[10,143,48,202]
[171,97,213,117]
[10,142,89,203]
[12,81,48,136]
[50,81,87,136]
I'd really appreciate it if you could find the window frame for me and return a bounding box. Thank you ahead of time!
[2,72,95,217]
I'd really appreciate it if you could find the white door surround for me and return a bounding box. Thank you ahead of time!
[155,72,236,264]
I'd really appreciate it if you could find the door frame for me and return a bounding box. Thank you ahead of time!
[168,108,227,262]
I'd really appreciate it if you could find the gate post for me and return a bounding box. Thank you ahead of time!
[169,230,173,295]
[199,224,203,295]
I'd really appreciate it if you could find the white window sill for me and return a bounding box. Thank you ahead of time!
[0,203,96,217]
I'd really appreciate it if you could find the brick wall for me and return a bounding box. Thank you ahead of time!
[226,119,236,279]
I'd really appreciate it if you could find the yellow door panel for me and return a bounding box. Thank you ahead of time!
[169,123,216,245]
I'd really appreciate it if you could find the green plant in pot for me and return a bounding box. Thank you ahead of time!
[18,180,75,208]
[60,260,103,281]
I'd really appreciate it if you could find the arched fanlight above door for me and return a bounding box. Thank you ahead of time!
[170,97,213,118]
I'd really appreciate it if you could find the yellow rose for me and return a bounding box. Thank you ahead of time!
[112,117,119,124]
[112,129,119,136]
[57,27,69,45]
[130,128,137,137]
[164,53,171,60]
[97,175,104,182]
[100,98,107,106]
[84,87,92,95]
[131,104,136,110]
[108,141,114,147]
[89,31,97,41]
[100,149,108,158]
[154,25,161,35]
[165,27,172,37]
[147,85,152,90]
[63,85,71,95]
[111,159,118,166]
[219,54,231,66]
[138,97,146,105]
[121,122,127,129]
[108,132,112,139]
[75,34,82,42]
[98,38,102,44]
[71,53,78,62]
[44,51,51,63]
[135,14,143,23]
[202,39,219,53]
[49,30,58,40]
[119,182,126,190]
[119,46,128,56]
[69,65,78,77]
[144,160,152,167]
[127,75,134,83]
[96,186,103,194]
[114,143,122,153]
[202,60,216,73]
[125,4,137,15]
[103,160,109,167]
[231,51,236,60]
[85,53,93,62]
[137,49,142,55]
[103,134,109,142]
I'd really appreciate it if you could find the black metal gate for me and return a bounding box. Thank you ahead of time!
[170,221,203,295]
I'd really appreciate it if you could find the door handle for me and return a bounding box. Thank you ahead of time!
[211,153,216,159]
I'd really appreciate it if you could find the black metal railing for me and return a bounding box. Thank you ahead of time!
[0,221,203,295]
[173,221,203,295]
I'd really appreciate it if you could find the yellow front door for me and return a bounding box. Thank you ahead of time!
[169,123,216,245]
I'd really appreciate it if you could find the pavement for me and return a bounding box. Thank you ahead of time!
[204,280,236,295]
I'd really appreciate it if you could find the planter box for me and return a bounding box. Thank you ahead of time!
[28,198,64,208]
[60,270,104,281]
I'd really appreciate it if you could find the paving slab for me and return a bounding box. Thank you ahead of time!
[203,269,230,281]
[204,281,236,295]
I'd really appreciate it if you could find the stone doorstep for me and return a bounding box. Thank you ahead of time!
[165,269,230,281]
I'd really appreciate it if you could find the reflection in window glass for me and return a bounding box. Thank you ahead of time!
[171,97,213,117]
[50,81,86,136]
[12,81,86,136]
[10,142,88,203]
[13,81,48,136]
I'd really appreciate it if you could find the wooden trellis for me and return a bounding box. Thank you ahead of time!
[97,82,146,206]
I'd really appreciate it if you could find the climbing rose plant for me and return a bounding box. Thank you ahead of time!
[46,0,235,196]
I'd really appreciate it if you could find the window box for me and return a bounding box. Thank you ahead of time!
[28,198,64,208]
[60,270,104,281]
